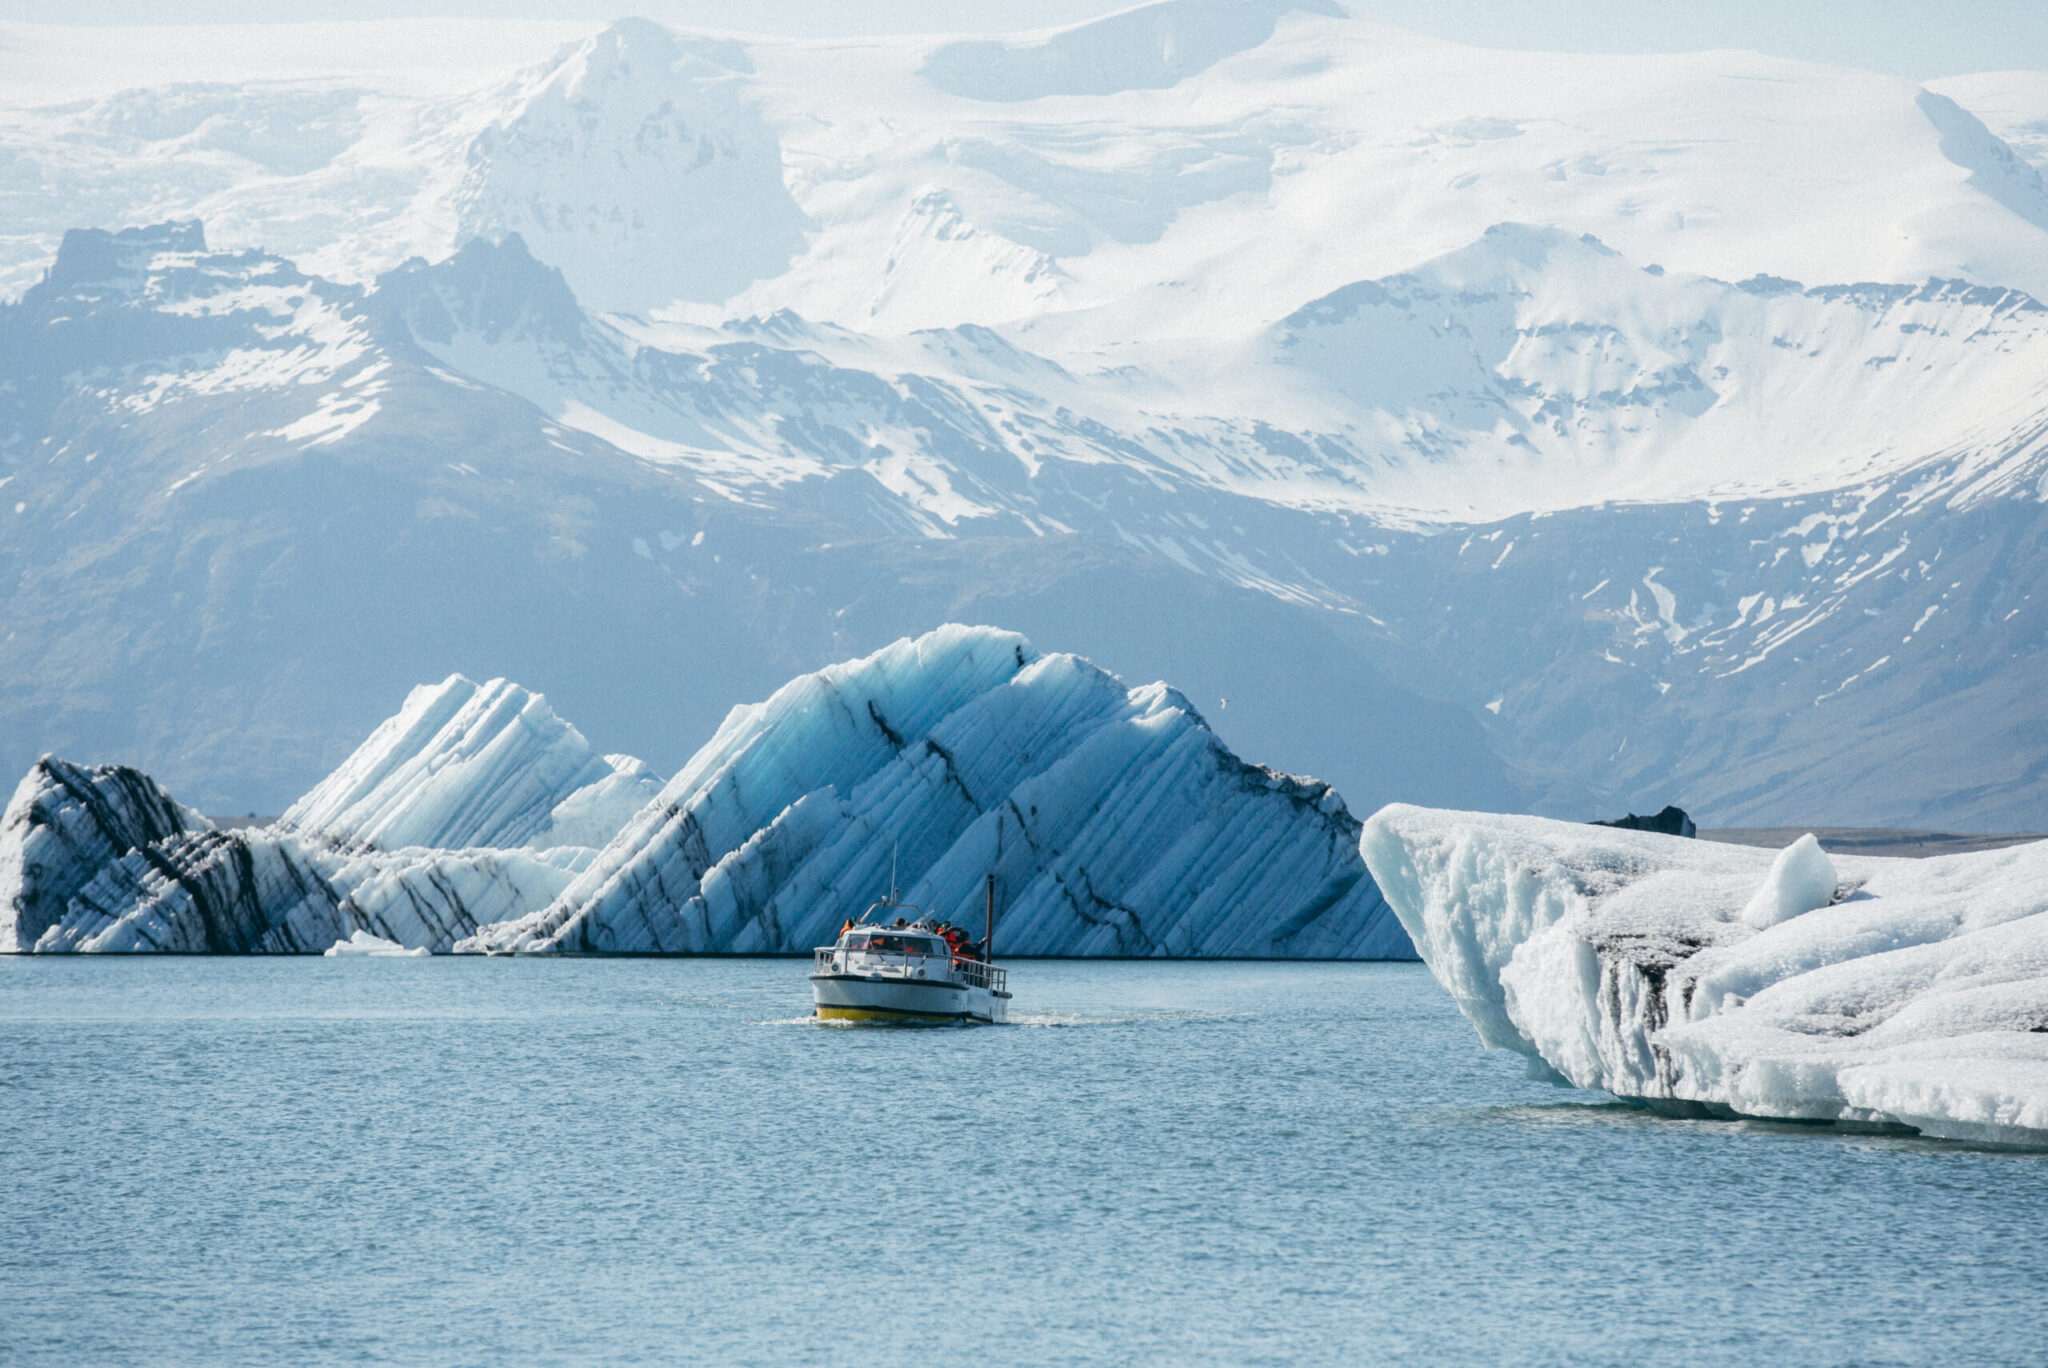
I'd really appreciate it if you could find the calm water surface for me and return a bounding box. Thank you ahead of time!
[3,958,2043,1367]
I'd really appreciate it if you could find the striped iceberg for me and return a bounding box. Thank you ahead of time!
[2,627,1410,958]
[465,625,1404,956]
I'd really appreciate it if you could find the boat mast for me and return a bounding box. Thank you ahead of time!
[985,872,996,962]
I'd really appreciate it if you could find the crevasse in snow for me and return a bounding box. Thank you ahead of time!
[1360,804,2048,1146]
[464,625,1405,957]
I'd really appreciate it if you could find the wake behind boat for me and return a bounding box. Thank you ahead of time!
[810,874,1010,1025]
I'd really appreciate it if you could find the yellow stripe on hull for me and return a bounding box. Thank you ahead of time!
[816,1005,971,1024]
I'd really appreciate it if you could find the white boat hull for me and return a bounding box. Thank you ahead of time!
[810,971,1010,1024]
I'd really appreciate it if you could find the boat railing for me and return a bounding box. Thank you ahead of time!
[813,945,1006,994]
[949,956,1006,993]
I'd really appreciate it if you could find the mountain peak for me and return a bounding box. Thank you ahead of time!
[374,233,585,347]
[42,220,207,295]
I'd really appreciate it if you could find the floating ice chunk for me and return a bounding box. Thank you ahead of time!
[7,630,1408,960]
[29,823,590,954]
[1740,832,1837,928]
[324,929,428,957]
[1361,803,2048,1147]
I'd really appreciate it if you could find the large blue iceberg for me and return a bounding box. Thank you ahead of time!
[1,627,1411,958]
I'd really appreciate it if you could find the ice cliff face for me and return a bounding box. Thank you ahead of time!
[3,628,1407,958]
[1360,805,2048,1146]
[468,625,1404,956]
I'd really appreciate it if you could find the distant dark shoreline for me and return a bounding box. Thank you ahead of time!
[1701,827,2048,858]
[203,816,2048,861]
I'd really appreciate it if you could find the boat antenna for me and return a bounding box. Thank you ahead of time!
[985,871,996,963]
[891,839,899,904]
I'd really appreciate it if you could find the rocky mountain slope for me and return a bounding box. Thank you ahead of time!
[2,5,2045,829]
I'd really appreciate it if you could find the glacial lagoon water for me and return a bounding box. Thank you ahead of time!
[4,958,2045,1368]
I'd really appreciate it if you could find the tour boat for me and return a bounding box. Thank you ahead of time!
[810,875,1010,1024]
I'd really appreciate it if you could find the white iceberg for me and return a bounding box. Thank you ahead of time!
[1360,804,2048,1146]
[464,625,1407,957]
[323,930,429,957]
[29,825,592,955]
[6,712,598,958]
[281,674,662,852]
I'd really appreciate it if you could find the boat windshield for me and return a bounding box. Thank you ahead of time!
[844,932,946,956]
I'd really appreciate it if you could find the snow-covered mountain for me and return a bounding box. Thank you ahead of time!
[2,5,2046,830]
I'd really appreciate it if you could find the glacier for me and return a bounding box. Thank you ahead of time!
[2,627,1410,959]
[1360,805,2048,1146]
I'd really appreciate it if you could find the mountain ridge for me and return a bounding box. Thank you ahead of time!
[2,14,2045,831]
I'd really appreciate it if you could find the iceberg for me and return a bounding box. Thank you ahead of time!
[2,628,1408,959]
[31,827,590,954]
[464,625,1407,957]
[281,675,662,852]
[9,672,637,953]
[324,930,430,957]
[1361,804,2048,1146]
[0,758,210,952]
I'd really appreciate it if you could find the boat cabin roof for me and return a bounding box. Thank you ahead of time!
[838,926,947,950]
[835,902,968,953]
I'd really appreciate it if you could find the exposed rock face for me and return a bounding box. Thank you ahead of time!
[1594,806,1697,838]
[1361,804,2048,1146]
[0,758,210,952]
[465,625,1408,958]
